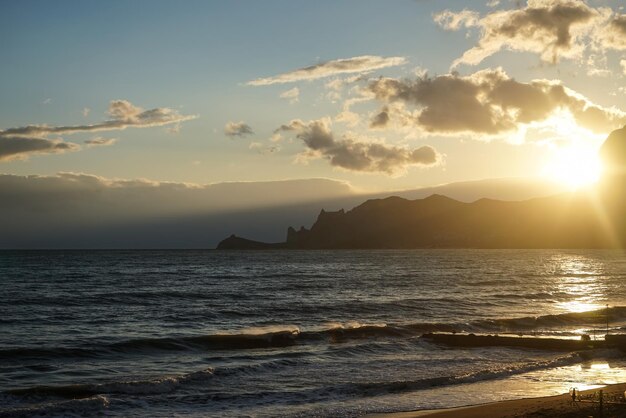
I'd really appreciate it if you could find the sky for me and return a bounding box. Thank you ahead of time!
[1,0,625,195]
[2,0,626,248]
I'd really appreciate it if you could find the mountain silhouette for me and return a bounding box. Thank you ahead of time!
[218,126,626,250]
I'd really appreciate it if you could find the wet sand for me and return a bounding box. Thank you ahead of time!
[367,383,626,417]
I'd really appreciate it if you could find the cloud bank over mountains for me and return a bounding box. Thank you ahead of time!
[0,172,568,249]
[0,173,358,248]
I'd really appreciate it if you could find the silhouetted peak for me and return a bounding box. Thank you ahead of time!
[317,208,345,220]
[600,125,626,172]
[355,196,407,209]
[423,194,457,202]
[473,197,501,204]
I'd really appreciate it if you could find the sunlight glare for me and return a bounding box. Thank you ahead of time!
[558,300,603,313]
[543,145,603,189]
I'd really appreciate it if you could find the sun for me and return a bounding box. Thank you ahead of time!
[543,145,603,190]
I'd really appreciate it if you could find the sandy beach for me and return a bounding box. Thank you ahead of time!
[368,383,626,418]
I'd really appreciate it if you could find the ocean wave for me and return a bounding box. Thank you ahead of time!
[0,395,109,418]
[0,324,403,360]
[4,307,626,362]
[213,358,306,377]
[474,306,626,332]
[340,352,586,397]
[7,368,214,399]
[0,346,95,361]
[0,328,302,361]
[170,351,595,406]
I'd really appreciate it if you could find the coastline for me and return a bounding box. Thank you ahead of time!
[367,383,626,417]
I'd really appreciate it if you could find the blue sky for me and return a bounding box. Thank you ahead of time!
[1,0,625,192]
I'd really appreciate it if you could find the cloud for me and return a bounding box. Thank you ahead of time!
[84,137,117,147]
[0,171,355,219]
[279,87,300,104]
[434,9,480,30]
[0,136,80,161]
[275,118,440,175]
[0,100,196,161]
[367,68,626,136]
[224,121,254,138]
[596,14,626,50]
[369,107,390,129]
[435,0,608,67]
[0,172,358,248]
[0,100,197,139]
[334,96,373,127]
[621,59,626,75]
[247,55,406,86]
[249,141,280,154]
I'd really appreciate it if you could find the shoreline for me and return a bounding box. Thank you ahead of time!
[366,383,626,418]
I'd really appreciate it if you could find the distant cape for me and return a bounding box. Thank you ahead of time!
[218,126,626,250]
[217,192,618,249]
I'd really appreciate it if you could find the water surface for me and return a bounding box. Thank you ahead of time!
[2,249,626,417]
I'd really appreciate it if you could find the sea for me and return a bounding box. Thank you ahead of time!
[2,249,626,417]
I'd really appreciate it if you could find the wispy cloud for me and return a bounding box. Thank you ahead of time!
[249,141,280,154]
[0,100,196,161]
[247,55,406,86]
[224,121,254,138]
[84,137,117,147]
[279,87,300,104]
[1,100,196,139]
[276,118,441,175]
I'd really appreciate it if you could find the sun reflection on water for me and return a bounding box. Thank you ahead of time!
[569,363,626,390]
[559,300,603,313]
[551,254,608,315]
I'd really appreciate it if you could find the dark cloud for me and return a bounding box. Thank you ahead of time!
[367,68,626,135]
[0,136,80,161]
[435,0,607,67]
[247,55,406,86]
[369,107,390,129]
[276,118,440,175]
[224,121,254,138]
[0,173,358,248]
[0,172,355,215]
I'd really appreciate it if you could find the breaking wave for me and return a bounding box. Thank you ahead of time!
[3,307,626,362]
